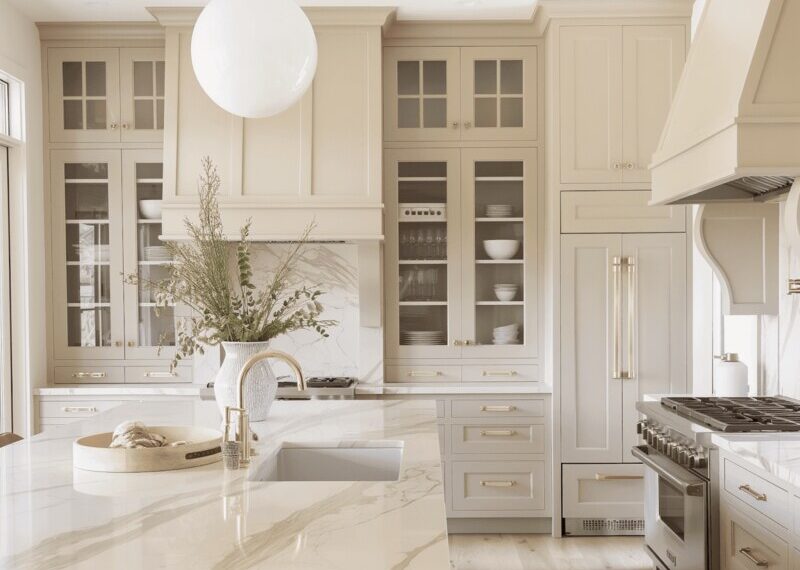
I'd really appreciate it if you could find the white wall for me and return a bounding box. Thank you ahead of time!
[0,0,45,436]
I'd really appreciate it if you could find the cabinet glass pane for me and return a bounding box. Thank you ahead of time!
[62,62,83,97]
[63,100,83,130]
[422,61,446,95]
[67,265,110,304]
[398,98,420,128]
[66,223,109,262]
[68,307,111,347]
[155,61,165,96]
[397,61,420,96]
[133,61,154,96]
[399,305,447,346]
[500,60,523,95]
[399,265,446,302]
[474,61,497,95]
[500,97,523,128]
[85,100,107,129]
[138,306,176,347]
[85,62,106,96]
[474,98,497,128]
[423,98,446,128]
[156,100,165,129]
[134,100,155,129]
[473,160,525,347]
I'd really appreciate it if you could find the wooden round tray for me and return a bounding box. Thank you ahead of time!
[73,426,222,473]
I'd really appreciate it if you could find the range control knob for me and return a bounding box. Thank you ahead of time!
[656,435,669,453]
[689,454,708,469]
[677,447,690,466]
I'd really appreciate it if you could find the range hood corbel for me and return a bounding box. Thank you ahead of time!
[784,179,800,294]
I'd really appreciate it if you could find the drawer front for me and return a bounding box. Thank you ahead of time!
[451,460,545,512]
[54,366,124,384]
[724,459,790,529]
[385,365,461,383]
[562,463,645,518]
[38,419,76,432]
[723,501,788,570]
[451,423,544,455]
[451,398,545,419]
[462,364,537,383]
[125,366,192,383]
[39,399,123,418]
[561,191,686,233]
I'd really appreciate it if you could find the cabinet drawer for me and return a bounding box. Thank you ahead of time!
[385,365,461,383]
[451,460,545,512]
[723,501,788,570]
[54,366,124,384]
[39,400,123,418]
[125,366,192,383]
[451,423,544,455]
[724,459,791,529]
[561,191,685,233]
[38,419,75,432]
[451,398,544,419]
[462,365,537,383]
[562,463,644,519]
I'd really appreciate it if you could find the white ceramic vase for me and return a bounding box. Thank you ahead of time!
[214,341,278,422]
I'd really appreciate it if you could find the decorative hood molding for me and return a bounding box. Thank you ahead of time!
[650,0,800,206]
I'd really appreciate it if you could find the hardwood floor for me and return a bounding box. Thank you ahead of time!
[448,534,653,570]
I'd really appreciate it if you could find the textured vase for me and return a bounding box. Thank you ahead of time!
[214,342,278,422]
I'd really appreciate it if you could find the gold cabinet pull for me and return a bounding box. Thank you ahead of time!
[61,406,97,413]
[480,480,516,487]
[480,405,516,412]
[625,256,636,380]
[738,484,767,502]
[480,429,516,437]
[595,473,644,481]
[71,372,106,379]
[407,370,441,378]
[482,370,517,377]
[611,256,623,379]
[738,547,769,567]
[145,371,176,378]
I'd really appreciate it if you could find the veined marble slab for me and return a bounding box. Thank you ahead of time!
[712,432,800,491]
[356,383,552,395]
[34,384,210,397]
[0,399,449,569]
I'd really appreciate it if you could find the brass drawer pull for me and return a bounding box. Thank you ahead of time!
[145,371,176,378]
[595,474,644,481]
[480,430,516,437]
[407,370,441,378]
[738,484,767,502]
[71,372,106,379]
[480,480,516,488]
[61,406,97,413]
[482,370,517,377]
[738,547,768,567]
[480,405,516,412]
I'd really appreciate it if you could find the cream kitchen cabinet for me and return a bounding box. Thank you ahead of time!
[47,47,165,144]
[558,25,685,186]
[384,46,538,142]
[384,147,538,361]
[50,148,179,365]
[560,232,687,463]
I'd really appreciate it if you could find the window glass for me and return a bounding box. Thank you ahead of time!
[0,80,8,136]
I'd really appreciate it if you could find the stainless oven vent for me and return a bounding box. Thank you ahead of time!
[670,176,795,204]
[564,518,644,536]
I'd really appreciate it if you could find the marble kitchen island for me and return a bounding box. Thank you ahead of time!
[0,399,449,569]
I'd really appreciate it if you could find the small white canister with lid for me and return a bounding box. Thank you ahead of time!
[713,353,749,397]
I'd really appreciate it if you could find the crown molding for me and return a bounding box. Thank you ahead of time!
[37,21,164,41]
[147,6,395,28]
[533,0,693,31]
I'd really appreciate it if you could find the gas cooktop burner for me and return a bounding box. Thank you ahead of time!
[660,396,800,432]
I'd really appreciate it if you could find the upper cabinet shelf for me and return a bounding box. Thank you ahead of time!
[384,46,539,143]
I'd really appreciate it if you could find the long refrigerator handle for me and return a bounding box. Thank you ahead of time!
[612,256,623,379]
[625,256,636,380]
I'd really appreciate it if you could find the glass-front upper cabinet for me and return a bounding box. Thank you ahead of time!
[460,148,538,358]
[385,148,461,358]
[384,47,461,142]
[460,47,538,141]
[51,150,125,359]
[47,47,165,144]
[122,150,177,360]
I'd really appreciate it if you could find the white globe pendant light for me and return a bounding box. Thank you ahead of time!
[191,0,317,118]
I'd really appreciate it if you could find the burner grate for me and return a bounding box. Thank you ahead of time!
[660,396,800,432]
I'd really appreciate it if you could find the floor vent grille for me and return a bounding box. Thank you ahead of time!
[564,518,644,536]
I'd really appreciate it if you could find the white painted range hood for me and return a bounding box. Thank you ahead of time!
[650,0,800,206]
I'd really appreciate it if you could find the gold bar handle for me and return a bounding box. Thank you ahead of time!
[738,484,767,502]
[625,256,636,380]
[480,405,516,412]
[480,480,516,488]
[145,371,176,378]
[407,370,441,378]
[595,473,644,481]
[480,430,516,437]
[61,406,97,413]
[482,370,517,377]
[612,256,623,379]
[72,372,107,379]
[738,547,769,567]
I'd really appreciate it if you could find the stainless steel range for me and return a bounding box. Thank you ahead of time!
[635,395,800,570]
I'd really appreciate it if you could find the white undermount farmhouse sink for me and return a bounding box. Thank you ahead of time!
[250,441,404,482]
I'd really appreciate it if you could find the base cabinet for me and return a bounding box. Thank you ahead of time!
[721,501,789,570]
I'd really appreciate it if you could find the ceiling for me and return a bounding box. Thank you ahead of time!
[7,0,539,22]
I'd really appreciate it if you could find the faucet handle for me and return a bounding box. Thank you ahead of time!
[223,405,250,469]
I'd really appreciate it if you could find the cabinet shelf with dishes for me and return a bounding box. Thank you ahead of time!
[385,147,538,362]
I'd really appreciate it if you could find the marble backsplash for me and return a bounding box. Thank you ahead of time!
[193,242,361,385]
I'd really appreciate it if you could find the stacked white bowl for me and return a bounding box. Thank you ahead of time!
[486,204,513,218]
[492,323,520,345]
[483,239,520,260]
[493,283,519,302]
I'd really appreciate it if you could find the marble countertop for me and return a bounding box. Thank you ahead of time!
[356,382,552,395]
[35,384,212,397]
[0,399,449,569]
[712,432,800,491]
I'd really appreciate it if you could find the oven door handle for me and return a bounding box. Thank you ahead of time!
[631,445,706,497]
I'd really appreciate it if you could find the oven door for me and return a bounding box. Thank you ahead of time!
[632,445,708,570]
